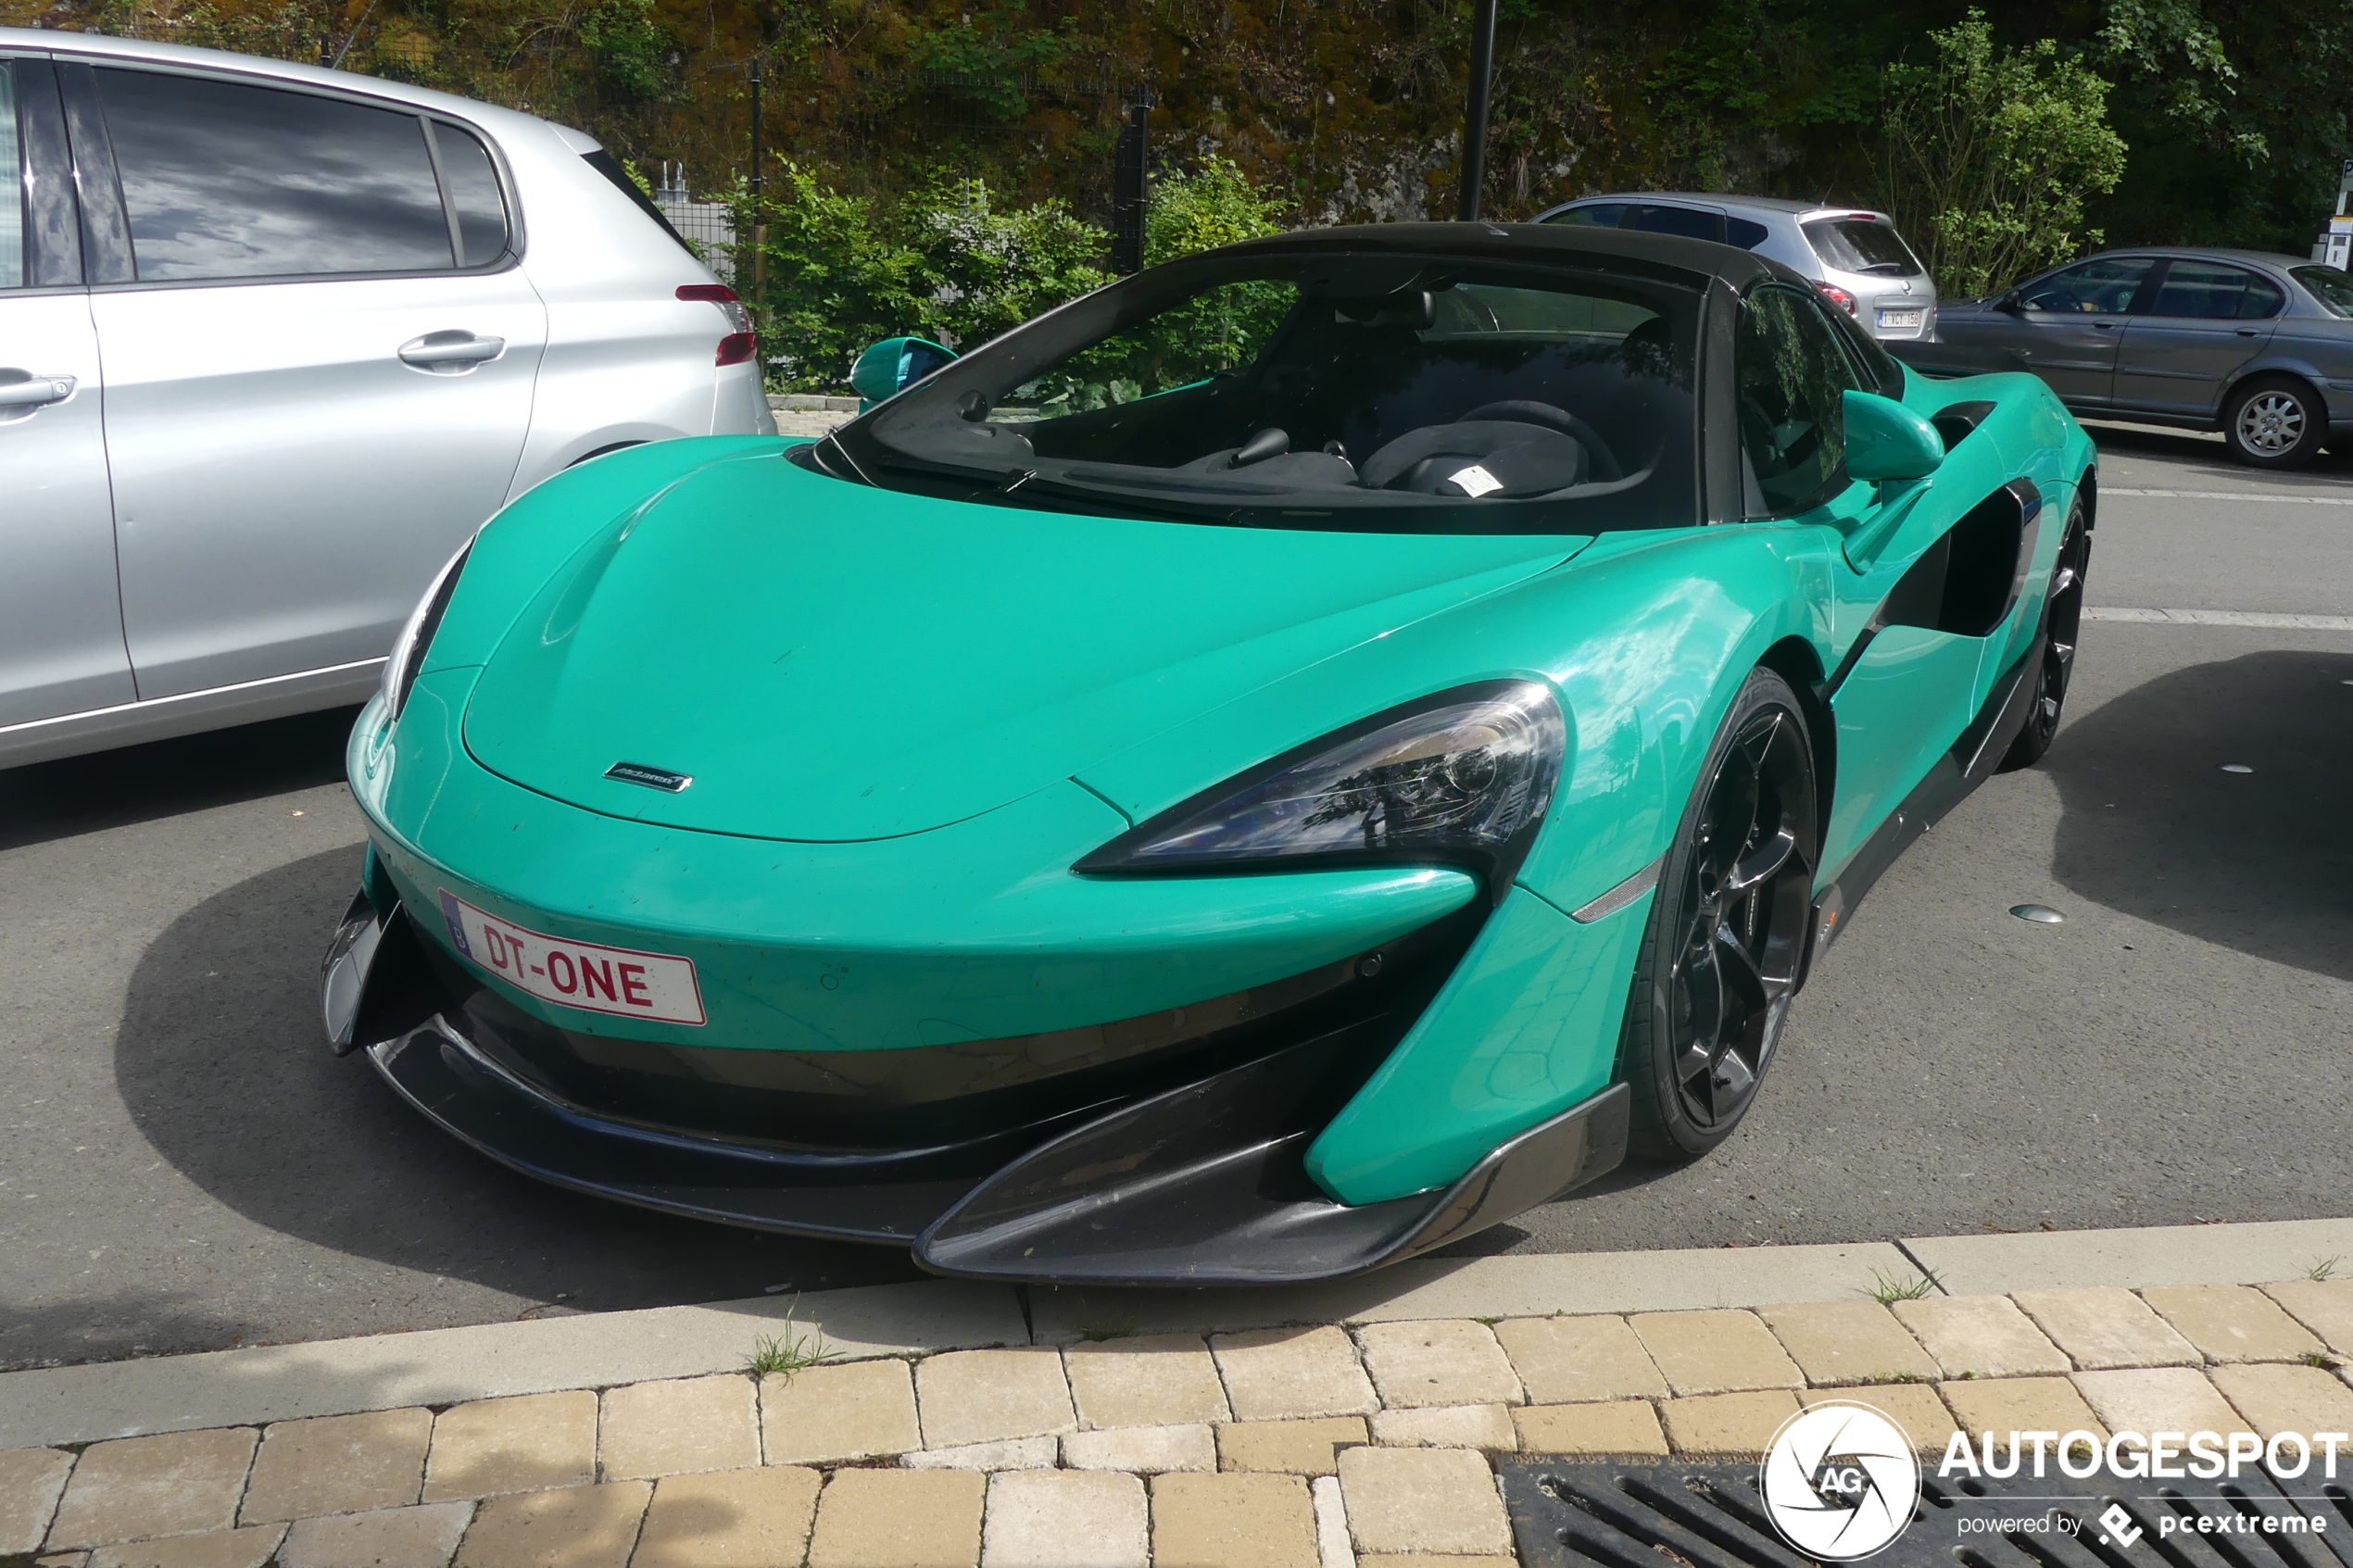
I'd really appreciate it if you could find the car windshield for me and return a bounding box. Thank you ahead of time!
[1803,218,1923,277]
[2293,265,2353,318]
[834,251,1702,534]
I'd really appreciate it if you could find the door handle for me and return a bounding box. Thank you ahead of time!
[0,372,75,408]
[2236,327,2261,336]
[397,332,506,371]
[2094,320,2119,330]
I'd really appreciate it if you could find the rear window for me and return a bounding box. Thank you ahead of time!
[1804,218,1923,277]
[2293,266,2353,319]
[2145,260,2283,320]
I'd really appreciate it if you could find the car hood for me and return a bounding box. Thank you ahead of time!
[462,452,1587,841]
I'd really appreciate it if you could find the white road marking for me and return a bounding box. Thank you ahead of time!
[2088,606,2353,629]
[2107,487,2353,505]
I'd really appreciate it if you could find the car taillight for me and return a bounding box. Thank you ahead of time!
[1818,282,1858,315]
[679,282,755,357]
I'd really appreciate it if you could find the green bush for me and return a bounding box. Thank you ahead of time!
[1879,10,2128,297]
[736,158,1290,392]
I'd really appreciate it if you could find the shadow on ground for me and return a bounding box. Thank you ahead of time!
[0,707,360,853]
[112,847,924,1329]
[2082,420,2353,487]
[2046,647,2353,983]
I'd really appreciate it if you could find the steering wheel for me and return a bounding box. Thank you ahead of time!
[1460,400,1623,483]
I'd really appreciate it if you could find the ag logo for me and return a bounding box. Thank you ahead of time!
[1759,1400,1921,1560]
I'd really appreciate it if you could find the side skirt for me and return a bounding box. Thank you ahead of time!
[1809,631,2042,960]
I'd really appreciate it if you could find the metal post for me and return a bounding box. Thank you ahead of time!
[749,56,766,302]
[1111,89,1152,275]
[1457,0,1499,221]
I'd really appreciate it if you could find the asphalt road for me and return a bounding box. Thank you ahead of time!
[5,422,2349,1370]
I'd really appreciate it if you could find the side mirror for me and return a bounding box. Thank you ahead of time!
[849,336,958,410]
[1843,389,1944,482]
[1994,289,2024,315]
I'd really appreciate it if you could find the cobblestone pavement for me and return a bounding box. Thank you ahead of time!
[7,1275,2350,1566]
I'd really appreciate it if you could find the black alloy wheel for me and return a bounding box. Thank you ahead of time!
[1998,498,2090,771]
[1619,668,1818,1160]
[2222,376,2326,469]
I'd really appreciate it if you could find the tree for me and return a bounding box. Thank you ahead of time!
[1879,10,2129,297]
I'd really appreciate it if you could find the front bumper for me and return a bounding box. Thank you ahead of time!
[324,892,1629,1285]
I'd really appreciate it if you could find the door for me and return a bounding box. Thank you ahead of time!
[2113,259,2284,419]
[1980,256,2156,407]
[68,62,547,700]
[1735,286,1981,877]
[0,56,134,729]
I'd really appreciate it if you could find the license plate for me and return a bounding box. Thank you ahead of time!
[1878,308,1923,330]
[437,891,707,1025]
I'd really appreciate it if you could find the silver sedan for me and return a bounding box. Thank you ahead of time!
[1930,247,2353,469]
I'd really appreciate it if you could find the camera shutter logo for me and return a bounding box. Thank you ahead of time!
[1760,1401,1922,1560]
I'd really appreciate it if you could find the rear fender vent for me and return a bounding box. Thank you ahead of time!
[1502,1461,2352,1568]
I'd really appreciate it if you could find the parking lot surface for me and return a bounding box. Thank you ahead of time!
[4,422,2347,1370]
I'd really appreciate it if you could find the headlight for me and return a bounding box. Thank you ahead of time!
[381,540,472,722]
[1077,680,1566,887]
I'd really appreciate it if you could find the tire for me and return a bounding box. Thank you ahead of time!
[2222,376,2326,469]
[1617,667,1819,1162]
[1997,497,2091,771]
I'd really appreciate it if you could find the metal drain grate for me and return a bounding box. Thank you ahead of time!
[1501,1461,2353,1568]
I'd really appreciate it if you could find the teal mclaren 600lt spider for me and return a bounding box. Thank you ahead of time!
[324,222,2095,1285]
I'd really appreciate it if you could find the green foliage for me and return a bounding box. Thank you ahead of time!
[1035,162,1291,412]
[904,177,1111,350]
[578,0,673,102]
[1880,10,2129,297]
[744,1304,831,1378]
[2095,0,2263,163]
[1865,1266,1944,1304]
[737,157,1291,393]
[1144,158,1289,265]
[83,0,2353,290]
[734,163,923,392]
[907,1,1077,116]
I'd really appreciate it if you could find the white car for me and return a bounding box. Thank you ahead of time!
[0,30,774,768]
[1531,193,1940,344]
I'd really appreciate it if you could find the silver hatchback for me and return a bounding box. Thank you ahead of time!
[0,31,774,769]
[1530,192,1940,343]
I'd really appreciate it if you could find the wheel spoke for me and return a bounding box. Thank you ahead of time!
[1708,1049,1755,1102]
[1672,943,1724,1074]
[1700,759,1757,884]
[1714,925,1773,1011]
[1726,827,1797,895]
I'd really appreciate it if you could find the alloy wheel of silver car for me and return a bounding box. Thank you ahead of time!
[2223,378,2324,469]
[2235,391,2305,454]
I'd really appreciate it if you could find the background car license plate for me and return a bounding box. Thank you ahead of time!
[437,891,706,1024]
[1877,307,1923,330]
